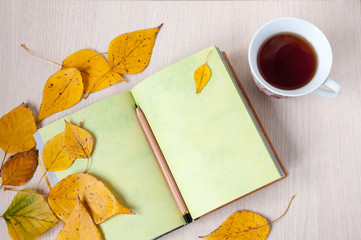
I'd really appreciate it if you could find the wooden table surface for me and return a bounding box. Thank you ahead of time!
[1,1,361,239]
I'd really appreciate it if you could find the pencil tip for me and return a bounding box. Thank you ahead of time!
[135,103,138,108]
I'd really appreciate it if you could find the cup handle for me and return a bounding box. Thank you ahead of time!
[312,78,341,98]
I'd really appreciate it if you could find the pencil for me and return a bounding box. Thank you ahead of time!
[135,104,192,224]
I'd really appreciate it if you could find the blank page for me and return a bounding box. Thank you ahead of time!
[131,46,283,219]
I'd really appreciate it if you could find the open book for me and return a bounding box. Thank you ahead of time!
[34,46,286,239]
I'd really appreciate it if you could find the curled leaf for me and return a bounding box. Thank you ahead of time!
[48,173,134,224]
[2,189,59,240]
[42,132,76,171]
[1,149,38,187]
[108,24,162,75]
[62,49,126,95]
[200,211,269,240]
[0,103,36,154]
[64,120,93,159]
[56,199,102,240]
[37,68,83,122]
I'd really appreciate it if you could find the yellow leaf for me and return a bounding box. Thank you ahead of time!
[0,104,36,154]
[194,64,211,93]
[48,173,134,224]
[37,68,83,122]
[200,211,270,240]
[56,199,103,240]
[108,24,162,74]
[62,49,126,95]
[1,149,38,187]
[64,120,93,159]
[42,132,76,171]
[2,189,58,240]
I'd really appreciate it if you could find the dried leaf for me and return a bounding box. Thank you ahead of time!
[200,211,269,240]
[200,196,295,240]
[42,132,76,171]
[194,51,213,94]
[194,64,211,94]
[62,49,126,95]
[0,104,36,154]
[64,120,93,159]
[108,24,162,75]
[56,199,102,240]
[37,68,83,122]
[2,189,58,240]
[1,149,38,187]
[48,173,134,224]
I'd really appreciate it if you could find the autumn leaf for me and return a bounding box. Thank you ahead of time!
[48,173,134,224]
[200,196,295,240]
[37,68,83,122]
[64,120,93,159]
[0,104,36,154]
[200,211,270,240]
[1,189,58,240]
[1,149,38,187]
[42,132,76,171]
[56,198,102,240]
[194,51,212,94]
[108,24,162,75]
[62,49,126,96]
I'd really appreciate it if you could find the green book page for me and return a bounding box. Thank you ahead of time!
[131,46,283,219]
[37,92,184,240]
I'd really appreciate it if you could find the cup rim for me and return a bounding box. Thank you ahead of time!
[248,17,333,97]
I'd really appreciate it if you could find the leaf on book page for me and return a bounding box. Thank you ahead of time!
[42,132,76,171]
[1,149,38,187]
[194,51,212,94]
[64,120,93,159]
[56,198,102,240]
[0,103,36,154]
[108,24,162,75]
[200,196,295,240]
[2,189,58,240]
[48,173,135,224]
[37,68,83,122]
[62,49,126,96]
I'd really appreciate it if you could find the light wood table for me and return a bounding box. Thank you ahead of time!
[1,1,361,239]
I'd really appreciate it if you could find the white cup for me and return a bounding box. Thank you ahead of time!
[248,17,341,98]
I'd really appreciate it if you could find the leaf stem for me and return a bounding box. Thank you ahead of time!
[4,187,48,198]
[21,44,63,67]
[252,195,295,230]
[84,157,90,173]
[0,152,8,176]
[204,50,213,65]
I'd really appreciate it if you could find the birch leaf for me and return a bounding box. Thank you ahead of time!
[200,211,270,240]
[62,49,126,95]
[200,196,295,240]
[194,51,213,94]
[48,173,134,224]
[42,132,76,171]
[56,199,102,240]
[108,24,162,75]
[37,68,83,122]
[2,189,58,240]
[64,120,93,159]
[1,149,38,187]
[0,104,36,154]
[194,64,211,93]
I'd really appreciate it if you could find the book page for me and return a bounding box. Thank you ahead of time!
[131,46,283,219]
[36,92,184,239]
